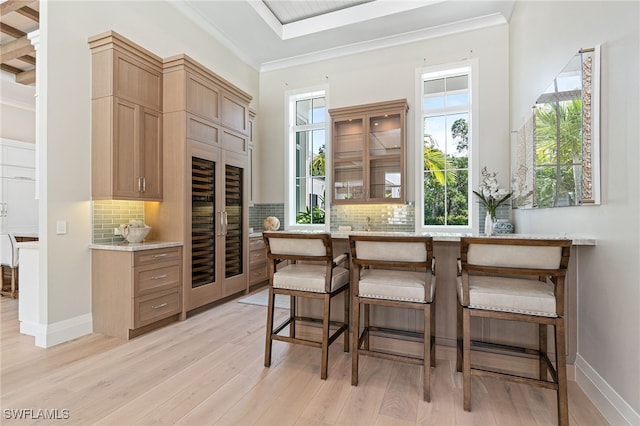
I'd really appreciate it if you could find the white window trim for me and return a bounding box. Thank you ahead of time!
[414,59,479,234]
[283,85,330,230]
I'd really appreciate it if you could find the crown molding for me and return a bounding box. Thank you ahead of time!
[260,13,507,72]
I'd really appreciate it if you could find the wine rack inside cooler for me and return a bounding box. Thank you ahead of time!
[225,164,243,278]
[192,157,215,287]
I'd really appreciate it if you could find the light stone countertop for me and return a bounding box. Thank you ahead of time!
[89,241,183,251]
[265,230,596,246]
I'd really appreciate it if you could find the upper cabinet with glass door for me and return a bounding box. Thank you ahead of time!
[330,99,408,204]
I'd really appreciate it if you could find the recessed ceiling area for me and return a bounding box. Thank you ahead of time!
[263,0,372,25]
[172,0,515,71]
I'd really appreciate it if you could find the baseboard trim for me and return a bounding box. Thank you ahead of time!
[575,353,639,425]
[20,314,93,348]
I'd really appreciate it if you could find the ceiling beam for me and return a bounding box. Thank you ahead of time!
[0,22,26,38]
[16,6,39,22]
[17,54,35,65]
[15,68,35,85]
[0,0,34,16]
[0,63,21,74]
[0,35,34,62]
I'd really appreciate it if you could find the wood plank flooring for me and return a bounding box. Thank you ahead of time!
[0,294,608,425]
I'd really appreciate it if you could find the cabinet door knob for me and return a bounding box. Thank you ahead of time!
[151,302,168,309]
[152,253,168,258]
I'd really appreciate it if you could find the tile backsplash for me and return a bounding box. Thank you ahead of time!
[91,200,145,244]
[249,203,285,232]
[330,204,414,232]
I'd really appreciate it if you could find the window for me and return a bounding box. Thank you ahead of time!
[286,90,327,226]
[419,64,474,229]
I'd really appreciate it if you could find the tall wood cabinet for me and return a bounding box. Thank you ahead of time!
[89,31,163,201]
[145,55,252,314]
[329,99,408,204]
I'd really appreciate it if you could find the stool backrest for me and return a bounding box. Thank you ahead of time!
[349,235,433,269]
[460,237,571,274]
[263,232,332,262]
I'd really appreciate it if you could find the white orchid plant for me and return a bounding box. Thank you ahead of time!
[473,167,512,219]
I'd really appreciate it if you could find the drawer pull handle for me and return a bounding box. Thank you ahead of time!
[151,302,168,309]
[152,253,168,258]
[150,274,168,280]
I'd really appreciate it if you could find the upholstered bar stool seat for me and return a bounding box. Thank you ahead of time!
[359,269,435,303]
[263,232,350,380]
[458,275,557,316]
[349,235,436,402]
[273,263,349,293]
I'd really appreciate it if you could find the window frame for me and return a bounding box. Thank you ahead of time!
[415,60,479,233]
[284,86,330,230]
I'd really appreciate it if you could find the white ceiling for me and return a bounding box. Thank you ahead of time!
[171,0,515,72]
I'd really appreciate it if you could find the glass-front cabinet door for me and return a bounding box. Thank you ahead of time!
[333,118,365,201]
[330,99,407,204]
[368,112,403,201]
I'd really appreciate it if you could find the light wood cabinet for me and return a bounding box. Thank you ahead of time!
[329,99,408,204]
[145,55,252,314]
[91,246,182,339]
[89,31,163,201]
[249,235,268,287]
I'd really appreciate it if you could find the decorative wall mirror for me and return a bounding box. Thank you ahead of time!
[512,46,601,208]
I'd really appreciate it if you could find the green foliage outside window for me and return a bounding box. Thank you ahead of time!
[534,99,582,207]
[423,118,469,226]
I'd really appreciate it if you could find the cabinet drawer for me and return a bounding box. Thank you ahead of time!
[134,247,181,266]
[249,237,265,251]
[249,263,268,285]
[249,248,267,264]
[134,263,181,297]
[134,289,181,329]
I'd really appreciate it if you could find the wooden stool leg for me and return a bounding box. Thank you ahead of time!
[539,323,548,380]
[343,288,349,352]
[264,287,275,368]
[430,296,436,367]
[10,267,18,299]
[290,295,296,338]
[363,304,370,350]
[463,307,472,411]
[320,293,331,380]
[555,319,569,426]
[351,296,360,386]
[456,299,463,372]
[423,303,431,402]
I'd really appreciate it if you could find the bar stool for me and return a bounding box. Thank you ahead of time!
[262,232,350,379]
[1,234,19,298]
[457,237,572,425]
[349,234,436,401]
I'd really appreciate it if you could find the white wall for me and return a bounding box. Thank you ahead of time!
[510,1,639,423]
[0,79,35,143]
[41,1,258,337]
[257,24,510,207]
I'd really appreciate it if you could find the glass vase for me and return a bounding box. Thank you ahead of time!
[484,212,494,236]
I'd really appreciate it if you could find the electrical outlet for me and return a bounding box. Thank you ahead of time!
[114,227,122,235]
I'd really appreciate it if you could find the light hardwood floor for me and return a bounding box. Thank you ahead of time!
[1,294,608,425]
